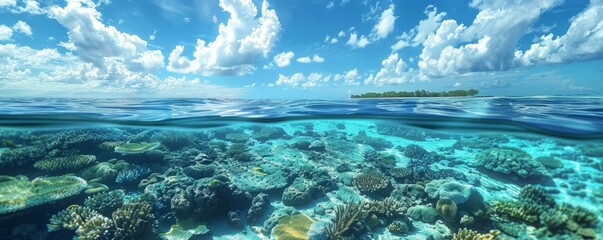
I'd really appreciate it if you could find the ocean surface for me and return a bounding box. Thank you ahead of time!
[0,96,601,240]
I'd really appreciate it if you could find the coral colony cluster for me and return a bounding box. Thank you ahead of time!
[0,121,601,239]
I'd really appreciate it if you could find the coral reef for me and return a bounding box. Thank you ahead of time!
[353,130,393,150]
[48,205,113,240]
[272,213,315,240]
[112,200,156,240]
[407,205,438,223]
[34,155,97,172]
[252,126,287,142]
[114,142,161,154]
[115,165,151,183]
[247,193,270,225]
[227,143,256,162]
[0,175,87,215]
[471,147,549,179]
[425,179,474,204]
[353,170,391,196]
[436,199,457,222]
[83,190,125,216]
[452,228,500,240]
[282,177,317,206]
[325,202,367,240]
[387,220,409,234]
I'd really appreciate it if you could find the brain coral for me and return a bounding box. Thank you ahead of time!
[471,147,548,179]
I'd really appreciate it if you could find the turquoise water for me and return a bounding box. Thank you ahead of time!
[0,97,602,239]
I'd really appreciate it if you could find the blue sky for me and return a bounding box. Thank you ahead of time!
[0,0,601,99]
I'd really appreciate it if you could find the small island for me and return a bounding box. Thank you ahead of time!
[351,89,479,98]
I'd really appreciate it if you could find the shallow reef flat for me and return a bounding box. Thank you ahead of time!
[0,120,602,239]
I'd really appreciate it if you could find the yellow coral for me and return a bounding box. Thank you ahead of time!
[453,228,500,240]
[273,213,315,240]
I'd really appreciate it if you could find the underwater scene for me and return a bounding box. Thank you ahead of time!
[0,97,602,240]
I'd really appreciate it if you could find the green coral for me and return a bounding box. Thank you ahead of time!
[353,170,390,195]
[34,155,97,172]
[114,142,161,154]
[83,190,125,216]
[160,224,209,240]
[48,205,113,240]
[80,160,130,182]
[472,147,548,179]
[112,200,156,240]
[273,213,315,240]
[492,201,540,223]
[0,175,87,215]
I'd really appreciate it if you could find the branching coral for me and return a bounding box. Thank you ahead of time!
[34,155,97,172]
[325,202,367,240]
[112,200,156,240]
[227,143,255,162]
[353,170,391,195]
[48,205,113,240]
[83,190,125,217]
[365,197,407,219]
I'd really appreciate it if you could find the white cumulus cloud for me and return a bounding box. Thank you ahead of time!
[0,25,13,41]
[12,21,32,36]
[167,0,281,76]
[515,0,603,66]
[273,51,295,68]
[49,0,164,73]
[417,0,563,79]
[364,53,413,86]
[275,72,331,88]
[371,4,396,40]
[297,54,325,64]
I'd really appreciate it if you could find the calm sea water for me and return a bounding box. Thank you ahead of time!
[0,97,601,239]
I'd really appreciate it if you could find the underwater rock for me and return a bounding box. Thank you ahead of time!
[182,163,215,179]
[252,126,287,142]
[387,220,409,234]
[309,140,326,152]
[34,154,97,172]
[263,206,298,234]
[247,193,270,225]
[579,144,603,157]
[535,156,564,169]
[407,205,437,223]
[154,131,194,150]
[114,142,161,154]
[282,177,317,206]
[272,213,314,240]
[0,175,87,215]
[182,178,252,222]
[376,124,434,141]
[307,221,330,240]
[471,147,550,180]
[227,211,243,229]
[425,179,475,204]
[353,130,393,150]
[227,143,257,162]
[231,164,289,193]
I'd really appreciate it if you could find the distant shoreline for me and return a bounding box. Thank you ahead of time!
[350,89,480,99]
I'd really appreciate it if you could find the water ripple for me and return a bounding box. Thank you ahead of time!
[0,96,601,139]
